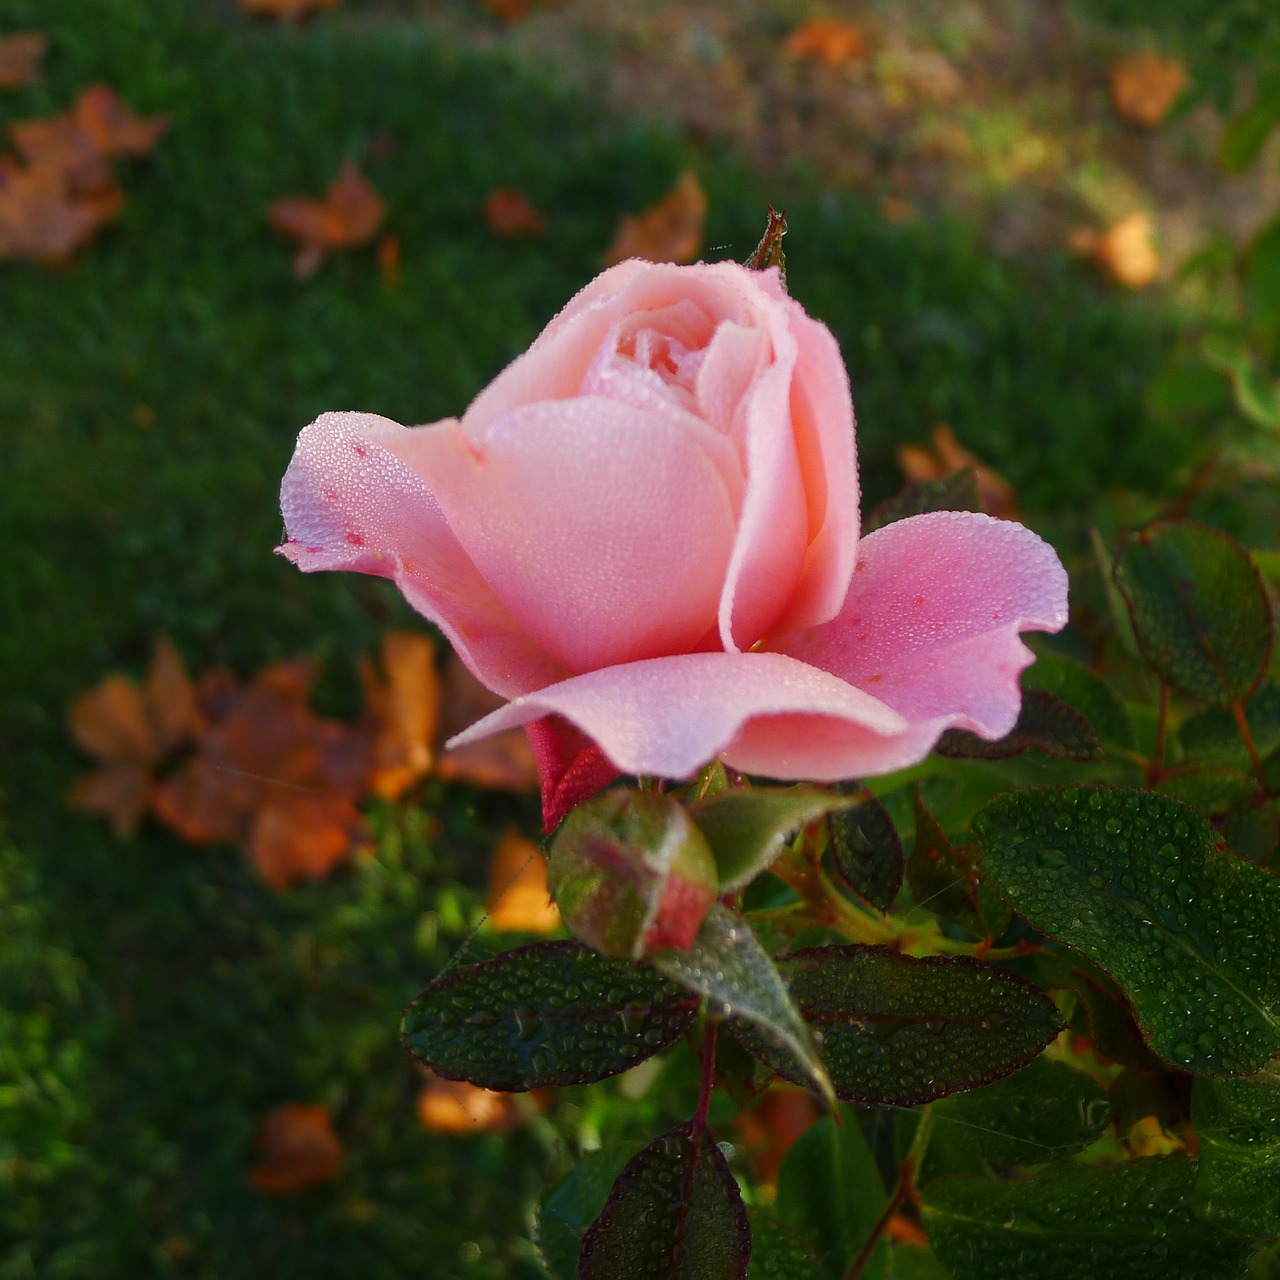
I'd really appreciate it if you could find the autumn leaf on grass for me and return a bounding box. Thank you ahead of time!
[1110,51,1187,129]
[1069,212,1159,288]
[0,32,46,89]
[483,186,546,237]
[151,658,372,888]
[269,159,386,278]
[359,630,440,800]
[603,171,707,266]
[67,637,200,837]
[783,18,870,70]
[0,158,122,265]
[436,650,539,793]
[898,423,1018,519]
[248,1104,343,1193]
[240,0,338,18]
[416,1072,530,1134]
[486,829,560,933]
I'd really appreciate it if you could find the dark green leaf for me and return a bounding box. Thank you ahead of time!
[1021,649,1136,750]
[1222,795,1280,866]
[923,1158,1255,1280]
[540,1145,645,1279]
[1179,683,1280,767]
[774,1113,886,1280]
[1246,215,1280,345]
[973,786,1280,1074]
[1221,76,1280,173]
[578,1121,750,1279]
[828,793,903,912]
[1114,521,1273,706]
[1192,1075,1280,1237]
[691,788,858,893]
[928,1057,1110,1166]
[736,945,1062,1106]
[937,689,1100,761]
[1154,764,1259,816]
[888,1244,952,1280]
[867,468,982,532]
[747,1212,825,1279]
[401,942,697,1090]
[653,905,833,1105]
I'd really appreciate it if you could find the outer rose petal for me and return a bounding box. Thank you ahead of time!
[773,511,1069,739]
[278,411,567,699]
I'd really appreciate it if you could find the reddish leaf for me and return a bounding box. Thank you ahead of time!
[0,158,121,264]
[603,172,707,267]
[248,1104,343,1193]
[269,159,386,278]
[732,1088,821,1184]
[524,715,621,832]
[783,18,870,69]
[1110,51,1187,129]
[67,764,153,840]
[483,186,546,237]
[0,32,46,89]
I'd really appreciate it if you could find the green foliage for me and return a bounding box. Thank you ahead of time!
[539,1144,647,1280]
[1192,1075,1280,1236]
[1020,649,1137,750]
[827,792,903,912]
[937,689,1101,761]
[975,786,1280,1074]
[923,1158,1257,1280]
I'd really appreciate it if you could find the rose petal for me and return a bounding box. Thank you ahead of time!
[278,411,567,698]
[399,399,738,675]
[773,510,1069,739]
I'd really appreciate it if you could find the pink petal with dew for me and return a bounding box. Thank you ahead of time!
[446,651,911,782]
[397,398,739,676]
[278,411,567,699]
[774,510,1069,738]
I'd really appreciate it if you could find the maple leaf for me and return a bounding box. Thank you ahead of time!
[416,1072,528,1134]
[1110,51,1187,129]
[603,171,707,267]
[783,18,870,69]
[1069,213,1159,288]
[483,186,546,237]
[248,1104,343,1193]
[0,158,121,264]
[240,0,338,17]
[359,630,440,801]
[897,423,1018,519]
[0,32,46,89]
[268,159,386,278]
[435,651,539,793]
[486,830,560,933]
[67,637,199,837]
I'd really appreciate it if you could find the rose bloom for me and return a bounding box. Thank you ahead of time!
[279,260,1067,825]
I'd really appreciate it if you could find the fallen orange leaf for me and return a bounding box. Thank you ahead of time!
[484,187,547,237]
[248,1104,343,1193]
[269,159,387,278]
[435,651,539,793]
[732,1089,821,1184]
[603,171,707,267]
[0,158,121,263]
[783,18,870,70]
[0,32,46,89]
[1110,51,1187,129]
[1069,212,1159,288]
[897,423,1018,520]
[359,630,440,801]
[416,1073,524,1134]
[240,0,338,17]
[486,830,560,933]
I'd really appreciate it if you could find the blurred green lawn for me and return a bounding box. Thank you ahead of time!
[0,0,1256,1275]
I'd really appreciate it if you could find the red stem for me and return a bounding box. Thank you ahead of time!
[693,1020,719,1136]
[1149,681,1170,786]
[845,1155,914,1280]
[1231,697,1272,794]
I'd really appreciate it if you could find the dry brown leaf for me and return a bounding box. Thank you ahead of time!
[435,651,539,792]
[248,791,365,889]
[359,631,440,800]
[68,765,153,841]
[416,1073,523,1134]
[240,0,338,17]
[0,158,122,264]
[483,186,547,237]
[0,32,46,89]
[269,159,386,278]
[1110,51,1187,129]
[248,1104,343,1193]
[1070,212,1159,288]
[897,423,1018,520]
[486,830,560,933]
[603,171,707,267]
[783,18,870,69]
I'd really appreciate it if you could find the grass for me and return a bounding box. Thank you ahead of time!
[0,0,1252,1274]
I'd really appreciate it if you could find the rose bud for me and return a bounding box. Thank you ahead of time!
[547,789,717,958]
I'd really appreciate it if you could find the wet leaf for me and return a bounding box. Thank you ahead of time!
[247,1103,343,1194]
[1191,1074,1280,1236]
[0,32,45,89]
[927,1057,1111,1166]
[269,159,386,278]
[603,171,706,267]
[401,942,697,1090]
[828,791,903,912]
[1179,682,1280,766]
[1110,51,1187,129]
[1115,521,1272,706]
[1153,764,1258,816]
[736,945,1062,1106]
[746,1212,824,1279]
[937,689,1100,762]
[783,19,870,69]
[483,186,546,236]
[653,905,833,1106]
[539,1144,644,1279]
[578,1121,750,1280]
[487,830,560,933]
[1020,649,1136,750]
[973,785,1280,1075]
[923,1158,1254,1280]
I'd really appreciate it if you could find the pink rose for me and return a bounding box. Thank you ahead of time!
[279,260,1067,824]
